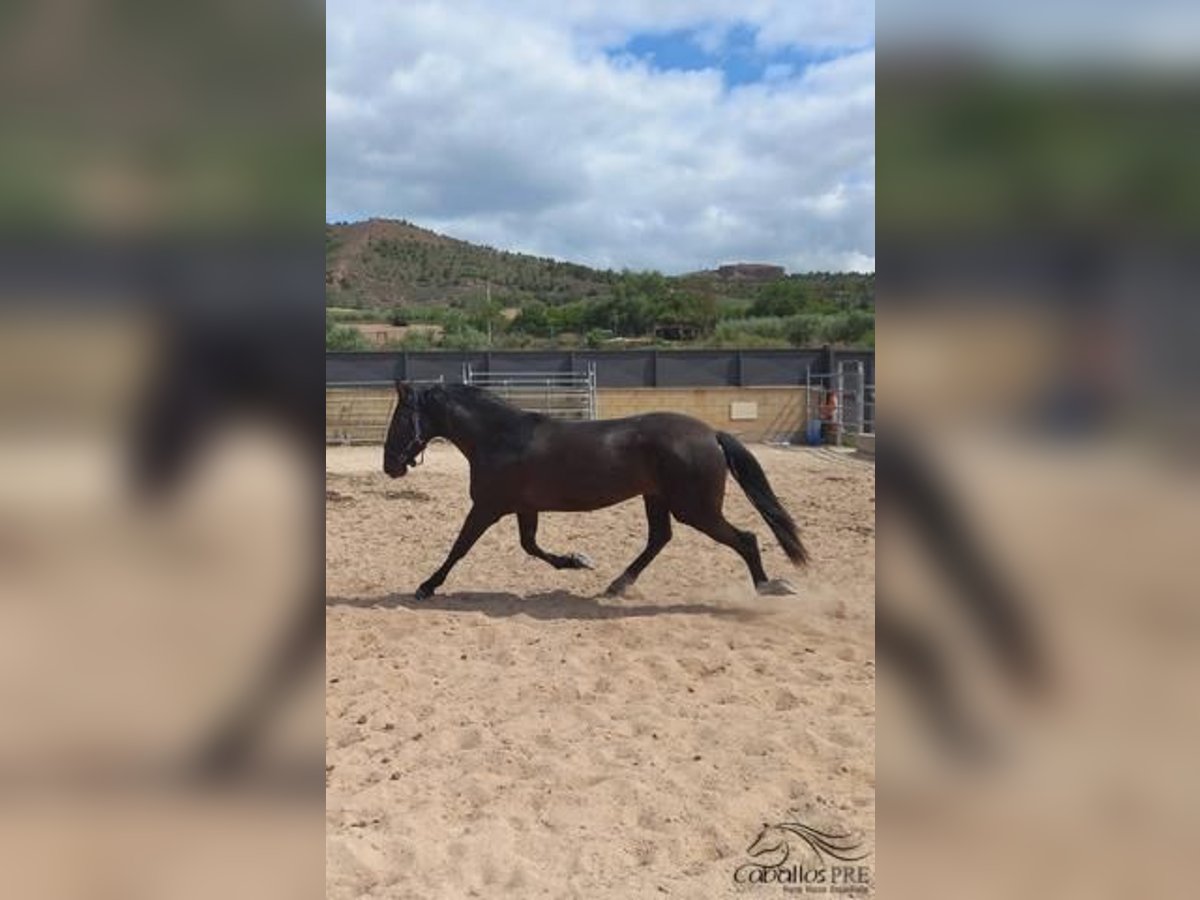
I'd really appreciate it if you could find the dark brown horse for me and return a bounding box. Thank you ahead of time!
[384,382,807,599]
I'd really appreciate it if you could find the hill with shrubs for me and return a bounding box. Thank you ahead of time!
[326,219,872,351]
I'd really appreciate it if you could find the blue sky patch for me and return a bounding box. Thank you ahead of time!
[609,23,867,88]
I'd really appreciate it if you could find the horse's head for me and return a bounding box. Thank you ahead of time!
[746,823,791,867]
[384,381,430,478]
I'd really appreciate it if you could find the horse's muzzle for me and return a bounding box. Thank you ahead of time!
[384,459,408,478]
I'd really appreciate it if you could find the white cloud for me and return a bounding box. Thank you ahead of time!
[327,0,875,273]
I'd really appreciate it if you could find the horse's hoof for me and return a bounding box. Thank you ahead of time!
[604,579,630,597]
[570,552,595,570]
[414,584,434,601]
[757,578,798,597]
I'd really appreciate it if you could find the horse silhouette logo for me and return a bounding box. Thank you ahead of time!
[744,820,869,867]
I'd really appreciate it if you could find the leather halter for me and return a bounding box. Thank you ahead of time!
[396,401,428,467]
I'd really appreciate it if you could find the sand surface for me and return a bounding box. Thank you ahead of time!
[326,442,875,898]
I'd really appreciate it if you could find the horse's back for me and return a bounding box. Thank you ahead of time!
[565,410,726,486]
[579,410,715,442]
[506,412,720,512]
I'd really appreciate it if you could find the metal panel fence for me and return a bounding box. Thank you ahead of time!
[325,376,444,445]
[463,364,596,420]
[325,386,394,445]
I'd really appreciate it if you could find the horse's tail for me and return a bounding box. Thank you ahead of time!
[716,432,808,567]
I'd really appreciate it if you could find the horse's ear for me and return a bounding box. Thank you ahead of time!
[395,380,410,404]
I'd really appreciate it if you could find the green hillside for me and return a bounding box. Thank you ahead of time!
[326,218,618,308]
[325,219,873,351]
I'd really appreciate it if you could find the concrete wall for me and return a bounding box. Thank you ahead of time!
[597,387,810,442]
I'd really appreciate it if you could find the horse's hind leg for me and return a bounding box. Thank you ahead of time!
[605,496,672,596]
[682,509,772,590]
[517,512,594,570]
[877,601,993,757]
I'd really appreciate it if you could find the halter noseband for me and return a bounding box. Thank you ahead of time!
[397,399,428,467]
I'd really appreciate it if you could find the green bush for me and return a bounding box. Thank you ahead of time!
[785,314,822,346]
[439,325,488,350]
[327,307,383,323]
[707,311,874,348]
[585,328,613,348]
[816,310,874,345]
[325,320,366,351]
[510,301,551,336]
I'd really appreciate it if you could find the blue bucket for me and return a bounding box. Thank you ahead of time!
[805,419,823,445]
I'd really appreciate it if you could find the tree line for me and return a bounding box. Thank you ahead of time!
[327,270,873,351]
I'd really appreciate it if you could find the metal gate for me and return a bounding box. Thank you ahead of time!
[463,363,596,420]
[806,360,874,446]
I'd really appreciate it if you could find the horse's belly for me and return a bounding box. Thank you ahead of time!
[523,483,641,512]
[518,466,648,512]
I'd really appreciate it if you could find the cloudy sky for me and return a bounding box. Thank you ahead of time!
[327,1,874,274]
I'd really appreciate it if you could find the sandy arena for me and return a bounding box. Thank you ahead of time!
[326,441,875,898]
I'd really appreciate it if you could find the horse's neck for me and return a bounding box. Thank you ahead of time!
[438,400,523,463]
[436,404,484,461]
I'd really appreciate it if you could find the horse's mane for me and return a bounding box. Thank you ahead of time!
[422,384,544,445]
[773,822,868,862]
[436,383,537,415]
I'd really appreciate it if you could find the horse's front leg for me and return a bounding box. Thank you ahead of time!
[416,504,501,600]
